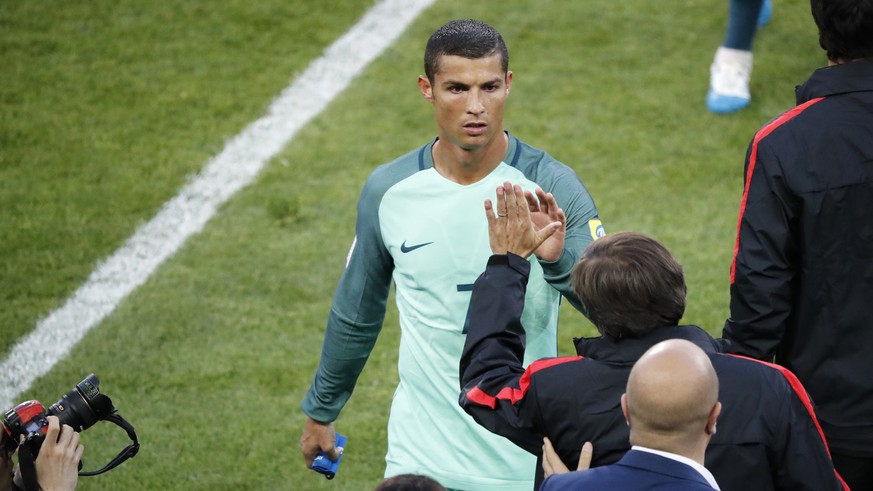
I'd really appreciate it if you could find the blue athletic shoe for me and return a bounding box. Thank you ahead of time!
[757,0,773,29]
[707,89,751,113]
[706,47,753,114]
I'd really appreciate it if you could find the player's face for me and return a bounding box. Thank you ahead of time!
[419,54,512,152]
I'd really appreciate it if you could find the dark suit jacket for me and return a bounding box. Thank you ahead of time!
[540,449,716,490]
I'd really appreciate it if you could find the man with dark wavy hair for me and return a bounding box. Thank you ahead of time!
[460,183,844,491]
[722,1,873,489]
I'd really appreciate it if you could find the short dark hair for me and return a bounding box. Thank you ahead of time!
[423,19,509,83]
[810,0,873,61]
[374,473,447,491]
[571,232,686,339]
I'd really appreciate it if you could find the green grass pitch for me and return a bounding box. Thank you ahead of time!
[1,0,822,489]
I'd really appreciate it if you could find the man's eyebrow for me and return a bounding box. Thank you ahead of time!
[441,80,470,88]
[440,77,504,88]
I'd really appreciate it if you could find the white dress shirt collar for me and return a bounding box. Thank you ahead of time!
[631,445,721,490]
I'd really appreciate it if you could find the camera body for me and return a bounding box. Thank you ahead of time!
[2,400,50,452]
[2,374,113,457]
[2,373,139,486]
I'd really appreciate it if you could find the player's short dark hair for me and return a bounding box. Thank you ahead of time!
[423,19,509,83]
[571,232,686,339]
[811,0,873,61]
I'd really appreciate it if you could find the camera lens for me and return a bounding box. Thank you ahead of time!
[47,374,113,432]
[76,374,101,401]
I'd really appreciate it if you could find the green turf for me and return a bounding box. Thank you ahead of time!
[2,0,825,489]
[0,0,376,357]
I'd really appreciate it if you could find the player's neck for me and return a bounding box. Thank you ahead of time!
[432,132,508,185]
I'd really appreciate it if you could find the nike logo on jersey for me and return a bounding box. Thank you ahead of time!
[400,240,434,253]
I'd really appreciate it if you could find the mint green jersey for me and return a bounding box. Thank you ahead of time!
[302,134,602,490]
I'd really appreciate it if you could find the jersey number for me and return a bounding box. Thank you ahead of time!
[457,283,474,334]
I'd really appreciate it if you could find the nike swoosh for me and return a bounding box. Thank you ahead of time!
[400,240,434,253]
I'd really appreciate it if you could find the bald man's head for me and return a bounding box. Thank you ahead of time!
[622,339,721,455]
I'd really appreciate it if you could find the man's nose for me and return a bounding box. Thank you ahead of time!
[467,90,485,114]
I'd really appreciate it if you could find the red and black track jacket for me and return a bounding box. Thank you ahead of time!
[722,59,873,457]
[460,254,846,491]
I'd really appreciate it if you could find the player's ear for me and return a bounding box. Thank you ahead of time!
[418,75,434,103]
[505,70,513,95]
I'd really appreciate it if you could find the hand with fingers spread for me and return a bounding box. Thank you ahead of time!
[524,187,567,262]
[542,437,593,478]
[300,417,341,469]
[484,182,564,259]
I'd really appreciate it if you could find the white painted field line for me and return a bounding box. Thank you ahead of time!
[0,0,436,409]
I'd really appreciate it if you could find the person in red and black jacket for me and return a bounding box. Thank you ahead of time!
[721,2,873,489]
[459,190,845,491]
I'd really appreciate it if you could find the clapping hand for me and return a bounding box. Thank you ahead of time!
[525,187,566,262]
[484,182,565,259]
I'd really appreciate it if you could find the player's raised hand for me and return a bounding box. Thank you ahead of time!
[484,182,562,259]
[525,187,566,262]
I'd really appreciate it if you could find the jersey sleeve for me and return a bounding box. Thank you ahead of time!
[534,160,601,314]
[722,137,798,360]
[459,253,575,454]
[300,170,395,423]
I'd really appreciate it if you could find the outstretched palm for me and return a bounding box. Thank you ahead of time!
[525,187,566,262]
[484,182,565,259]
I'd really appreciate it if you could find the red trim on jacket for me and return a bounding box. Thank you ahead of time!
[727,354,850,490]
[465,356,583,409]
[729,97,826,283]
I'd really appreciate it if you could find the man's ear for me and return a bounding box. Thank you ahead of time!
[505,70,513,95]
[418,75,434,102]
[705,401,722,435]
[621,393,630,426]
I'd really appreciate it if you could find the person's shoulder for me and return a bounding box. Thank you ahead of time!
[618,452,717,490]
[523,356,585,396]
[527,355,587,377]
[362,144,431,199]
[711,352,799,398]
[712,351,772,376]
[527,355,623,409]
[509,135,574,173]
[713,351,779,372]
[542,460,713,490]
[752,96,827,148]
[369,144,428,181]
[506,135,595,211]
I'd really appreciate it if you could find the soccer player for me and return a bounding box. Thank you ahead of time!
[299,19,602,490]
[706,0,772,113]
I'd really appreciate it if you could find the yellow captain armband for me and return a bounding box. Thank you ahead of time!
[588,219,605,240]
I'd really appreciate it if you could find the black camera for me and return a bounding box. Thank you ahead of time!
[2,374,139,480]
[3,374,111,455]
